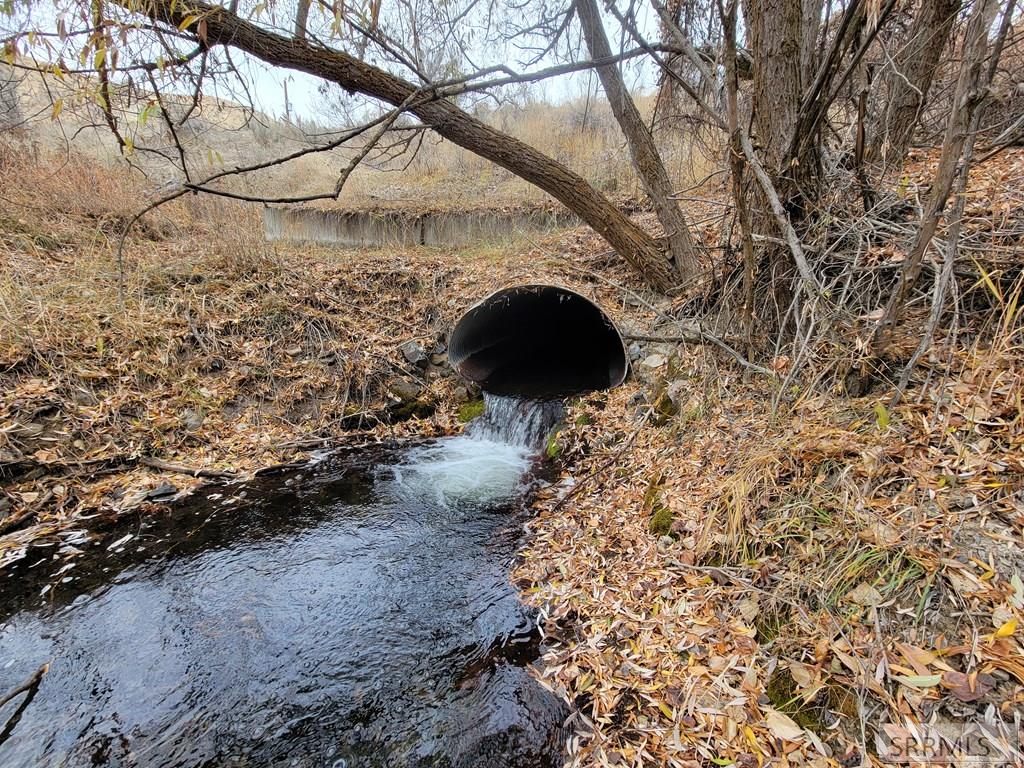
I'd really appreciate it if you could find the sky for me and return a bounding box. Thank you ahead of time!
[3,0,662,124]
[229,2,663,122]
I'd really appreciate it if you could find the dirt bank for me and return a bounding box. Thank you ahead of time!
[0,148,659,562]
[2,149,1022,768]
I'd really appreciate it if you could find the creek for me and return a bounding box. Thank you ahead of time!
[0,395,567,767]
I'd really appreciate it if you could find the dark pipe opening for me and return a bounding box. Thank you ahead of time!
[449,285,628,399]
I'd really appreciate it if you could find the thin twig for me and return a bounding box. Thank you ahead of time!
[139,456,237,479]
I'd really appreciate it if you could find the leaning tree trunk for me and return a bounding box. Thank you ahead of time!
[576,0,701,281]
[116,0,681,292]
[867,0,961,168]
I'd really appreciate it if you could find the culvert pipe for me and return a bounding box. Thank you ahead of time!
[448,284,628,399]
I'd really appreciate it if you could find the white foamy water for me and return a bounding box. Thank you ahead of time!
[467,394,564,449]
[390,395,563,508]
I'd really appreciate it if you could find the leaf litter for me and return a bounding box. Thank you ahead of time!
[2,146,1023,767]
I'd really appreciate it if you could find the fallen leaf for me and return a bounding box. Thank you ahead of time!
[847,582,884,606]
[941,670,995,702]
[894,674,941,689]
[897,643,937,670]
[764,708,805,742]
[994,618,1018,638]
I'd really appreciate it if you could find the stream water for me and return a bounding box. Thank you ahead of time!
[0,396,566,767]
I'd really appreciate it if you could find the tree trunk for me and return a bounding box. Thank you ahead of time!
[743,0,818,314]
[869,0,999,354]
[576,0,700,282]
[867,0,961,168]
[293,0,310,40]
[800,0,823,91]
[118,0,680,292]
[744,0,809,183]
[720,0,757,349]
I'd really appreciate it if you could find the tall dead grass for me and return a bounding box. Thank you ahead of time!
[343,93,718,205]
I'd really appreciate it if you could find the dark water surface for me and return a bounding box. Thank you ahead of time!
[0,431,567,767]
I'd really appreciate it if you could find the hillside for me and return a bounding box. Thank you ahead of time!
[2,139,1022,765]
[1,59,704,209]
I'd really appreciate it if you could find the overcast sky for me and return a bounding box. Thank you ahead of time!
[3,0,662,123]
[234,3,662,122]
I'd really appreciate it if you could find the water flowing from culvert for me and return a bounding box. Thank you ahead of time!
[0,397,566,768]
[392,395,563,509]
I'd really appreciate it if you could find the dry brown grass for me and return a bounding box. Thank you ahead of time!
[518,341,1024,766]
[2,127,1022,768]
[342,94,719,207]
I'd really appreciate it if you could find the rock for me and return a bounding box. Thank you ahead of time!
[432,341,447,355]
[457,399,485,422]
[665,380,689,406]
[641,353,667,369]
[180,409,204,431]
[389,398,435,422]
[388,378,422,401]
[399,340,428,368]
[453,386,470,403]
[628,342,642,361]
[146,481,178,501]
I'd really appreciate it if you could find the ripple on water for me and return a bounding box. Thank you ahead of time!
[0,428,566,767]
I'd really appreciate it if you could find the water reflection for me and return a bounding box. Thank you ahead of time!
[0,434,566,767]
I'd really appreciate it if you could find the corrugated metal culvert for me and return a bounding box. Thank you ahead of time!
[449,284,628,399]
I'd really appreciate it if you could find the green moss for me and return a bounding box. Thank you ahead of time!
[826,680,860,721]
[545,431,562,460]
[649,505,675,537]
[391,399,435,421]
[644,475,675,537]
[457,398,485,422]
[765,668,824,733]
[642,476,662,511]
[574,413,592,427]
[650,387,678,426]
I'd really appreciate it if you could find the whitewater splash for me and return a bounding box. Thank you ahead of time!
[391,394,563,508]
[466,394,564,449]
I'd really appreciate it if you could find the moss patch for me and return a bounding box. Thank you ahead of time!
[390,399,436,422]
[644,474,676,537]
[545,430,562,460]
[457,398,485,422]
[649,506,675,537]
[651,387,678,426]
[766,667,824,733]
